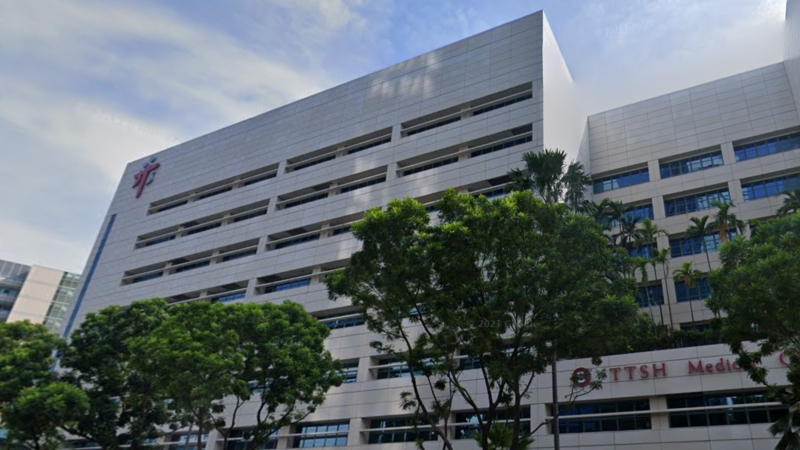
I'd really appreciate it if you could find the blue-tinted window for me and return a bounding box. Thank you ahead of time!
[636,283,664,307]
[454,409,531,440]
[332,226,352,236]
[320,313,365,330]
[174,260,210,274]
[664,189,731,217]
[629,243,657,259]
[222,249,257,262]
[274,234,320,250]
[593,169,650,194]
[668,391,787,428]
[368,418,437,444]
[284,193,329,209]
[293,422,349,448]
[601,204,654,229]
[670,232,735,258]
[402,157,459,177]
[340,361,359,384]
[660,151,724,179]
[339,177,386,194]
[214,292,246,303]
[226,430,278,450]
[559,400,651,434]
[742,173,800,202]
[734,132,800,162]
[263,278,311,294]
[674,278,712,302]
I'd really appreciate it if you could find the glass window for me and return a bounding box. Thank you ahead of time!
[669,231,736,258]
[668,390,787,428]
[674,278,712,302]
[734,132,800,162]
[593,168,650,194]
[368,418,437,444]
[225,429,278,450]
[742,173,800,202]
[597,204,654,229]
[293,422,349,448]
[659,151,724,178]
[454,409,531,440]
[636,283,664,307]
[664,189,731,217]
[558,399,651,434]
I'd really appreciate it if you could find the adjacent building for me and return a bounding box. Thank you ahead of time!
[63,1,800,449]
[0,258,80,334]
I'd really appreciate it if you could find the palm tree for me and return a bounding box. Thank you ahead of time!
[508,149,592,210]
[710,200,745,243]
[685,216,715,271]
[769,399,800,450]
[673,261,703,325]
[777,188,800,217]
[633,256,664,332]
[634,218,667,329]
[653,248,674,332]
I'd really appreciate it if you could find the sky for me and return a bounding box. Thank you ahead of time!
[0,0,789,273]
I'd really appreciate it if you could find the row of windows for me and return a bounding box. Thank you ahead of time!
[262,278,311,294]
[339,176,386,194]
[742,173,800,202]
[637,278,712,304]
[558,399,651,434]
[664,189,731,217]
[734,131,800,161]
[660,151,724,179]
[636,283,665,307]
[368,418,437,444]
[593,168,650,194]
[454,409,531,440]
[402,157,459,177]
[669,232,735,258]
[668,391,788,428]
[294,422,349,448]
[275,234,320,250]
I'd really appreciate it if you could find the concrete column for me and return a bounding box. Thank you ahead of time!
[320,222,332,238]
[391,124,402,141]
[277,159,288,177]
[647,159,661,181]
[387,162,399,181]
[728,179,744,205]
[652,195,666,219]
[267,196,279,214]
[457,145,470,162]
[275,425,292,449]
[258,235,269,252]
[205,429,220,450]
[245,278,259,298]
[720,141,736,165]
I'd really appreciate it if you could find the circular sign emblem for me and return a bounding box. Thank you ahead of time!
[572,367,592,387]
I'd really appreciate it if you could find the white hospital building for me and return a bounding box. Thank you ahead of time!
[64,1,800,449]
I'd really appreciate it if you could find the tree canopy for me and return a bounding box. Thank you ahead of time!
[327,189,642,450]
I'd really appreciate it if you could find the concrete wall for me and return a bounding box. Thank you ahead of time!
[7,266,64,324]
[787,0,800,113]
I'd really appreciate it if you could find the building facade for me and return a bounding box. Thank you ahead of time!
[64,2,800,449]
[0,258,80,334]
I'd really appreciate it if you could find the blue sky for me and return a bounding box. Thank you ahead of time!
[0,0,788,273]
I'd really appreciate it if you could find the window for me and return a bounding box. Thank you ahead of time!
[599,204,654,229]
[455,409,531,440]
[332,226,352,236]
[292,155,337,172]
[660,151,724,178]
[214,292,246,303]
[263,279,311,294]
[173,260,210,274]
[143,234,175,247]
[347,137,391,155]
[470,135,532,158]
[629,243,657,259]
[664,189,731,217]
[197,186,232,200]
[471,92,533,116]
[368,418,437,444]
[406,116,461,137]
[734,132,800,162]
[186,222,222,236]
[742,173,800,202]
[670,232,735,258]
[559,399,651,434]
[222,249,257,262]
[402,157,459,177]
[131,272,163,284]
[636,283,664,307]
[319,313,365,330]
[668,391,787,428]
[675,277,712,302]
[293,422,349,448]
[593,168,650,194]
[477,187,510,199]
[376,359,418,379]
[168,434,208,450]
[225,429,278,450]
[339,176,385,194]
[233,209,267,223]
[284,193,329,209]
[275,234,320,250]
[340,361,359,384]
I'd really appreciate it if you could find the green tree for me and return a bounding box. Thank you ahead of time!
[633,218,667,328]
[653,248,675,331]
[776,189,800,217]
[507,149,592,211]
[2,382,89,450]
[132,301,245,450]
[709,215,800,448]
[685,215,715,271]
[0,321,63,406]
[60,299,175,450]
[327,190,640,450]
[710,200,745,244]
[215,302,341,450]
[673,261,703,326]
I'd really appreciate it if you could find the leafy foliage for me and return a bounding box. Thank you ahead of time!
[327,190,641,450]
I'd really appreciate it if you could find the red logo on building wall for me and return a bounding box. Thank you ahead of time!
[133,156,160,199]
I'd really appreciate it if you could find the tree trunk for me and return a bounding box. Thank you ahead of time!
[662,265,674,333]
[197,414,204,450]
[552,353,560,450]
[719,225,727,243]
